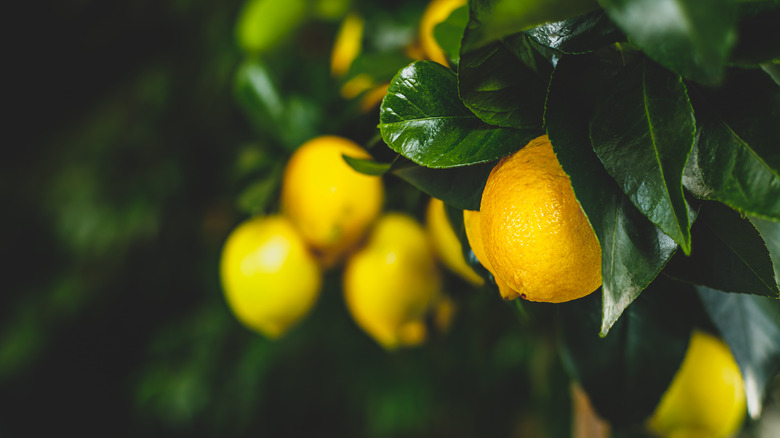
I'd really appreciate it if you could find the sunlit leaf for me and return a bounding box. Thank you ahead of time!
[342,154,395,176]
[235,0,308,54]
[590,57,694,253]
[433,6,469,66]
[379,61,537,168]
[524,9,625,54]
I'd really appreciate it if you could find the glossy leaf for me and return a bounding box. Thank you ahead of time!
[599,0,738,85]
[433,6,469,66]
[546,54,678,335]
[391,158,494,211]
[379,61,536,168]
[465,0,601,49]
[524,10,625,55]
[684,69,780,221]
[590,57,694,253]
[559,278,694,426]
[751,216,780,288]
[664,202,779,297]
[458,30,551,129]
[697,287,780,419]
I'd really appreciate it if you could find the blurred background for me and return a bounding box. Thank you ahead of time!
[0,0,574,436]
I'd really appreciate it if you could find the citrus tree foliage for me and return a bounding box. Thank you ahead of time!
[370,0,780,427]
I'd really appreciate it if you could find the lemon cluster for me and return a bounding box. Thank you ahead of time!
[220,136,468,349]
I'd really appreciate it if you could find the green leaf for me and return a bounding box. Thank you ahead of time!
[235,0,308,54]
[598,0,738,85]
[458,30,552,129]
[342,154,395,176]
[391,158,494,211]
[546,53,678,335]
[524,10,626,55]
[379,61,536,168]
[559,277,695,426]
[432,6,469,66]
[465,0,601,49]
[750,216,780,289]
[697,287,780,419]
[664,202,779,297]
[684,69,780,221]
[590,57,694,253]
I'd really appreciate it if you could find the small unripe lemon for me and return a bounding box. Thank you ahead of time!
[648,330,747,438]
[479,135,601,303]
[220,215,321,338]
[343,213,442,349]
[281,136,384,267]
[426,197,484,286]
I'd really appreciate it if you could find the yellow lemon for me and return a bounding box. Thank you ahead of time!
[343,213,442,349]
[479,135,601,303]
[648,330,747,438]
[220,215,321,338]
[331,12,364,77]
[419,0,466,65]
[426,197,484,286]
[281,136,384,267]
[463,208,519,300]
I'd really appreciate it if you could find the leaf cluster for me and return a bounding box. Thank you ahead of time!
[371,0,780,428]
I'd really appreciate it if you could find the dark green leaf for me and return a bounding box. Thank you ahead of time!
[458,30,551,129]
[236,163,283,215]
[730,6,780,66]
[342,154,395,176]
[524,10,625,54]
[546,54,678,335]
[665,202,779,297]
[391,158,493,211]
[379,61,535,168]
[684,69,780,221]
[697,287,780,418]
[465,0,601,49]
[750,216,780,288]
[598,0,738,85]
[559,277,695,426]
[432,6,469,66]
[590,57,694,253]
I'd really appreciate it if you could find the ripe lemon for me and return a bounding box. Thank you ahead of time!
[463,209,519,300]
[648,330,747,438]
[343,213,442,349]
[419,0,466,65]
[479,135,601,303]
[281,136,384,267]
[220,215,321,339]
[426,197,484,286]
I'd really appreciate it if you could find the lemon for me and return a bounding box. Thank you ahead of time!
[479,135,601,303]
[331,12,364,77]
[281,136,384,267]
[220,215,321,338]
[648,330,747,438]
[419,0,466,65]
[343,213,442,349]
[463,208,519,300]
[426,197,484,286]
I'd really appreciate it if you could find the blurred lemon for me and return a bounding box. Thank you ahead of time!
[419,0,466,65]
[463,208,519,300]
[648,330,747,438]
[331,12,364,77]
[426,197,483,285]
[281,136,384,267]
[479,135,601,303]
[343,213,442,349]
[220,215,321,338]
